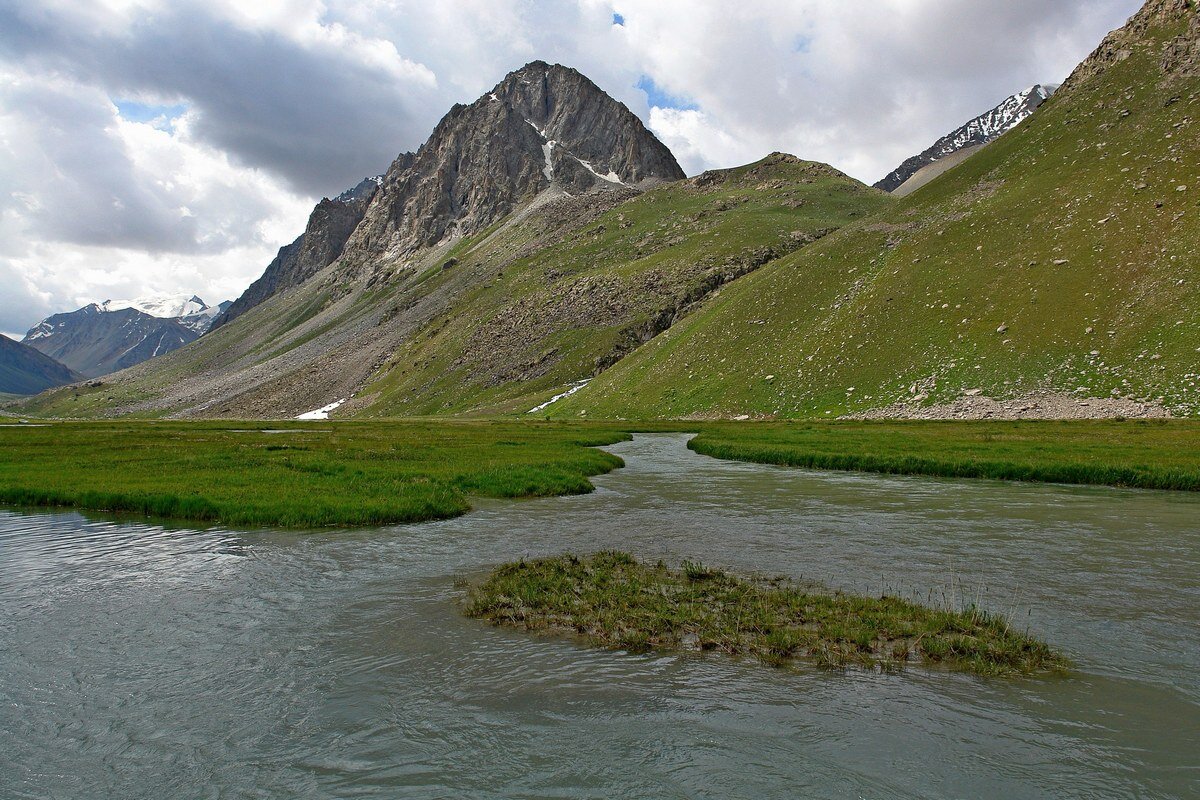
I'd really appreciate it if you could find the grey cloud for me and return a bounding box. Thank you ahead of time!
[0,80,201,252]
[0,262,52,337]
[0,1,441,197]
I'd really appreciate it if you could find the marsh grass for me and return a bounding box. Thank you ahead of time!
[465,552,1070,676]
[0,420,629,528]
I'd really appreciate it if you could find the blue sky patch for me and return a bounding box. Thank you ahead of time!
[114,99,188,127]
[636,75,697,111]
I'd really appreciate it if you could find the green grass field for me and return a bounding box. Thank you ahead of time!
[465,551,1068,675]
[3,419,1200,530]
[689,419,1200,491]
[0,420,629,528]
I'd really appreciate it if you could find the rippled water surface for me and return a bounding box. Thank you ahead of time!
[2,434,1198,799]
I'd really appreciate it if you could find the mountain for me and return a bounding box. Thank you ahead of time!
[339,60,685,278]
[547,0,1200,420]
[11,65,882,418]
[210,178,381,330]
[23,296,229,378]
[0,335,81,395]
[213,61,685,332]
[17,0,1197,423]
[355,153,885,417]
[874,84,1055,194]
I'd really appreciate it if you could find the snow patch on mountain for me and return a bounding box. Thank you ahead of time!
[297,398,347,420]
[575,157,626,185]
[528,380,590,413]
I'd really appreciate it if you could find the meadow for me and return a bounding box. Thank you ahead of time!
[0,420,628,528]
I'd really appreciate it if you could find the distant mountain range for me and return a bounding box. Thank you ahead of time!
[874,84,1056,194]
[0,335,81,395]
[22,295,230,378]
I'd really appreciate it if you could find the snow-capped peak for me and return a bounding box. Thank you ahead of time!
[100,294,209,319]
[938,84,1053,156]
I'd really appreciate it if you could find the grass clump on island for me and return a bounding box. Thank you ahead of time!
[465,551,1069,676]
[0,419,630,528]
[688,419,1200,492]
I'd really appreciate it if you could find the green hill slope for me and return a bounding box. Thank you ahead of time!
[554,1,1200,420]
[16,155,886,419]
[357,155,888,416]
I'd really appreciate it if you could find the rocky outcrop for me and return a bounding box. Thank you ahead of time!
[1059,0,1198,92]
[212,177,382,329]
[1161,2,1200,77]
[0,335,81,395]
[874,85,1054,193]
[341,61,685,272]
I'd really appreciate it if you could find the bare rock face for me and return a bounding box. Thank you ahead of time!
[212,177,382,329]
[342,61,685,270]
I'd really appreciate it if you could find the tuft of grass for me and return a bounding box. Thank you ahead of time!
[464,551,1070,676]
[687,419,1200,492]
[0,420,630,528]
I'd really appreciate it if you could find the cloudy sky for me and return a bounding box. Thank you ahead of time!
[0,0,1140,338]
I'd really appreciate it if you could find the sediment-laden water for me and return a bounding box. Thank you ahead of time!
[1,434,1197,799]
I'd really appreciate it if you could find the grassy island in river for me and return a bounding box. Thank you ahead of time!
[465,551,1069,676]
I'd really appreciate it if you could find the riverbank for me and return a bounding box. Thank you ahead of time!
[689,419,1200,492]
[465,552,1069,675]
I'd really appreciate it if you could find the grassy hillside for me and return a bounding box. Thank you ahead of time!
[14,155,887,419]
[555,6,1200,420]
[358,155,889,416]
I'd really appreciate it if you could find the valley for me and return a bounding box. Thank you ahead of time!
[1,2,1198,798]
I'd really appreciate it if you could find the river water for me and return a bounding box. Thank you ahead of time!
[1,434,1197,799]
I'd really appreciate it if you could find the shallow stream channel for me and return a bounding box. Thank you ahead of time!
[1,434,1197,798]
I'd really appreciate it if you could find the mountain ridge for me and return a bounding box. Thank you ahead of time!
[874,84,1054,193]
[0,335,82,395]
[23,296,230,378]
[549,0,1200,420]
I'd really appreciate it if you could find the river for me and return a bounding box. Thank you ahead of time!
[1,434,1197,798]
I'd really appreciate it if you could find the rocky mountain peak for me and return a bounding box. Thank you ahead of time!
[340,61,685,270]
